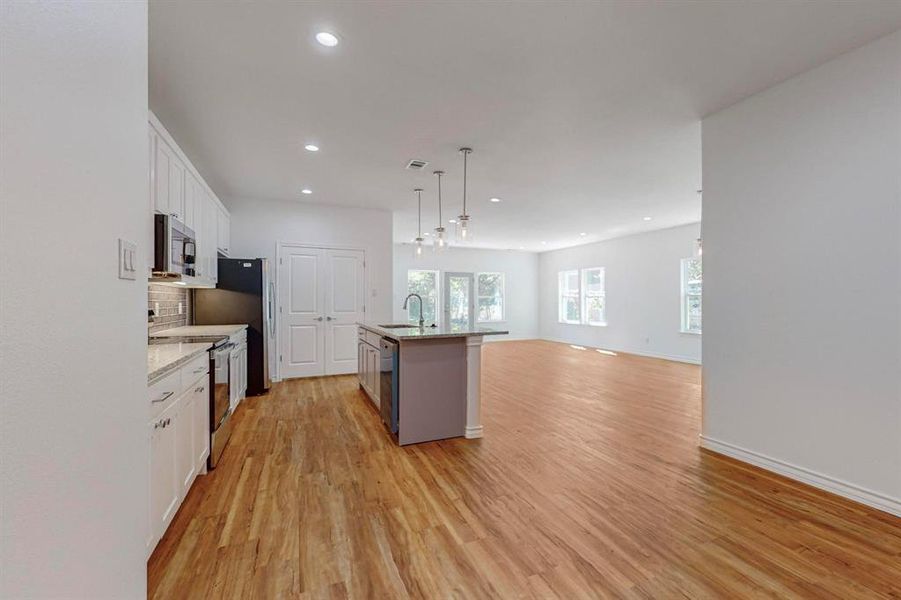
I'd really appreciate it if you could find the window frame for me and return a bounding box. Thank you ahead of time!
[557,269,582,324]
[680,257,702,335]
[406,268,440,326]
[581,267,607,327]
[476,272,506,323]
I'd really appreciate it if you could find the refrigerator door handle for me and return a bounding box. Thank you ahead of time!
[269,281,276,334]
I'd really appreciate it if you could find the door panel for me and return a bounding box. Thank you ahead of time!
[444,272,475,329]
[279,247,325,378]
[325,249,364,375]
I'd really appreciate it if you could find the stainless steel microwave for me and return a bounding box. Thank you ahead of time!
[153,214,196,278]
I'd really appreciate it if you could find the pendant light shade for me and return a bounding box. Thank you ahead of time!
[696,237,703,257]
[433,170,448,253]
[455,147,473,243]
[413,188,425,259]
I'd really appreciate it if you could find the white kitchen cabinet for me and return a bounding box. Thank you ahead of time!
[192,376,210,468]
[357,335,380,407]
[175,389,195,497]
[154,136,185,221]
[216,206,230,255]
[147,351,211,557]
[149,401,179,545]
[184,171,199,233]
[149,112,229,288]
[148,128,157,274]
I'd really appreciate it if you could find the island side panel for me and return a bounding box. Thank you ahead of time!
[398,337,467,445]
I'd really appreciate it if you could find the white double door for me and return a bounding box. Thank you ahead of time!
[278,245,365,378]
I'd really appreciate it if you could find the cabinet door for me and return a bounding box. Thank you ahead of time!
[148,129,157,273]
[153,132,171,215]
[149,403,178,540]
[175,391,195,497]
[357,342,365,386]
[192,376,209,469]
[184,172,197,232]
[202,193,218,284]
[217,207,230,255]
[168,155,185,222]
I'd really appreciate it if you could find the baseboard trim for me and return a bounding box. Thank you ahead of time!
[539,337,701,365]
[465,425,484,439]
[700,435,901,518]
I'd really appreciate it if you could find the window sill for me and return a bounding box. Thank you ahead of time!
[478,320,507,325]
[680,330,702,336]
[558,321,607,327]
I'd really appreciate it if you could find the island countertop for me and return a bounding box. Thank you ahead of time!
[149,324,247,338]
[358,321,508,341]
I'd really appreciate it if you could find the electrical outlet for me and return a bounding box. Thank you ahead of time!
[178,302,183,315]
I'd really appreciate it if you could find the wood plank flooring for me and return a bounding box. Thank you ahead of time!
[148,340,901,599]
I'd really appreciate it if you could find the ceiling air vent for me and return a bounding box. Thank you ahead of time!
[406,159,429,171]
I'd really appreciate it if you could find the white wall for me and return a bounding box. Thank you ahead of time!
[702,31,901,516]
[227,197,394,322]
[538,224,702,363]
[393,245,539,340]
[1,2,149,597]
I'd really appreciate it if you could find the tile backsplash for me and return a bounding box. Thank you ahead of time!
[148,284,191,333]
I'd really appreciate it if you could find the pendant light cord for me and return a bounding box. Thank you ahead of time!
[416,189,422,237]
[434,171,444,227]
[462,150,468,215]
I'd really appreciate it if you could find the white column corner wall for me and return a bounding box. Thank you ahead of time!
[702,31,901,516]
[464,335,485,439]
[537,223,703,364]
[1,2,150,597]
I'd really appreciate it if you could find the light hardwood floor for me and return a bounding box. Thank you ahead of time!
[148,340,901,599]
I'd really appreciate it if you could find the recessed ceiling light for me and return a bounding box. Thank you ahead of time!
[489,197,501,203]
[541,241,547,245]
[579,232,587,236]
[301,188,312,194]
[643,216,653,221]
[519,246,525,250]
[315,32,339,47]
[423,232,431,236]
[448,219,457,224]
[304,144,319,152]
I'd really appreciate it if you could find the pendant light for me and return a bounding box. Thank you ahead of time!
[696,237,703,257]
[433,170,448,253]
[456,147,473,243]
[413,188,425,259]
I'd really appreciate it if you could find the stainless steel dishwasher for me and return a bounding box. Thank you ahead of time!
[379,337,399,434]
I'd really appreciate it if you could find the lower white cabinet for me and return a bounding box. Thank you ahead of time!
[357,334,380,407]
[149,401,179,546]
[147,360,210,558]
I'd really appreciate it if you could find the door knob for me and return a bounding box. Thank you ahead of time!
[326,316,334,321]
[316,316,323,321]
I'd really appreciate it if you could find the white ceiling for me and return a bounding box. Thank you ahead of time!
[150,1,901,251]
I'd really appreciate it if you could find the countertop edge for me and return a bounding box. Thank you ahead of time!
[148,343,212,384]
[358,322,509,341]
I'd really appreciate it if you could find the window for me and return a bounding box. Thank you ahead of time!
[558,270,581,324]
[407,269,439,325]
[559,268,606,326]
[681,258,702,334]
[477,272,505,322]
[582,267,606,326]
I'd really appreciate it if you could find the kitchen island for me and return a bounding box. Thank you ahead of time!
[357,322,508,445]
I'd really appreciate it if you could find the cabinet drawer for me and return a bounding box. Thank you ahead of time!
[365,330,382,347]
[180,353,209,388]
[149,369,180,419]
[230,329,247,345]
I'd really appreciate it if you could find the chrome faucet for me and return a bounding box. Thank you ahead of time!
[403,293,424,329]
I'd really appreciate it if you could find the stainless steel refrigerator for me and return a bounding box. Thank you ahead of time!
[194,258,273,395]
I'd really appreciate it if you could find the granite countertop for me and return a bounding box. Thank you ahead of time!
[148,342,212,384]
[358,322,508,341]
[149,324,247,338]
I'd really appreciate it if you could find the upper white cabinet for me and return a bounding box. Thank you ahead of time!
[149,111,229,287]
[216,207,230,256]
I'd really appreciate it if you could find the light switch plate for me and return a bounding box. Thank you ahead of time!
[118,239,137,280]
